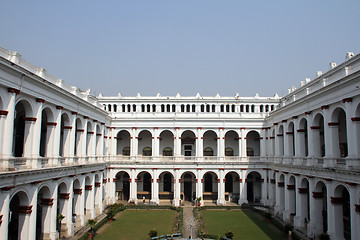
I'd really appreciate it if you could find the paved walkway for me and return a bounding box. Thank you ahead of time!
[182,201,198,239]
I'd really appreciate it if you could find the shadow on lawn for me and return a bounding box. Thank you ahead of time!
[242,209,287,240]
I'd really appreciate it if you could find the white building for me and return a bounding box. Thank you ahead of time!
[0,46,359,240]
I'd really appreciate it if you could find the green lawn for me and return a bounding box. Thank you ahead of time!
[201,210,286,240]
[95,210,176,240]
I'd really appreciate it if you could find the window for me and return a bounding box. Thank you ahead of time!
[204,147,214,156]
[163,147,173,156]
[143,147,152,156]
[225,147,234,156]
[206,105,210,112]
[201,105,205,112]
[123,147,130,156]
[247,147,254,156]
[161,104,165,112]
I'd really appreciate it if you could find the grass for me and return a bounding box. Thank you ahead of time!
[201,209,286,240]
[95,209,177,240]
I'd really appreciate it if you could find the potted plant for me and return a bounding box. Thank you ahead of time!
[106,209,115,221]
[196,196,202,206]
[57,214,65,238]
[149,229,157,238]
[87,218,97,239]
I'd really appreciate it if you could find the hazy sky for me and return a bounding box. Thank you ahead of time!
[1,1,359,98]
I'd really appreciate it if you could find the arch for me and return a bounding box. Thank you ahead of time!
[115,171,130,201]
[298,118,309,156]
[36,185,52,239]
[13,100,33,157]
[288,176,296,220]
[298,178,310,228]
[180,171,196,201]
[225,171,240,203]
[138,130,152,156]
[159,130,174,156]
[313,180,328,234]
[60,113,70,157]
[85,121,93,155]
[203,130,218,157]
[203,171,218,203]
[288,122,295,156]
[39,107,54,157]
[9,191,30,240]
[333,184,351,239]
[158,171,174,203]
[74,118,83,156]
[116,130,131,156]
[313,113,325,157]
[246,171,262,203]
[225,130,239,156]
[137,171,152,202]
[331,107,348,157]
[278,125,284,156]
[181,130,196,157]
[95,124,101,155]
[246,131,260,156]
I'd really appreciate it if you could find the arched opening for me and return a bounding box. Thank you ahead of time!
[203,130,218,157]
[9,191,30,240]
[85,122,93,156]
[313,181,328,235]
[203,172,218,204]
[159,130,174,156]
[332,185,351,239]
[288,122,295,156]
[137,172,152,202]
[57,182,68,238]
[60,113,70,157]
[95,125,101,156]
[159,172,174,204]
[138,130,152,156]
[247,171,262,203]
[278,125,284,156]
[313,113,325,157]
[74,118,83,156]
[181,172,195,202]
[246,131,260,156]
[84,176,92,219]
[299,118,309,156]
[225,172,240,203]
[36,186,52,239]
[181,130,196,157]
[332,108,348,157]
[225,130,239,157]
[13,102,27,157]
[116,171,130,201]
[298,178,310,229]
[288,176,296,222]
[116,130,131,156]
[72,179,82,228]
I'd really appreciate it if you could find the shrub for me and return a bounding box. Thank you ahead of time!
[149,229,158,238]
[284,223,294,234]
[225,230,234,239]
[319,233,330,240]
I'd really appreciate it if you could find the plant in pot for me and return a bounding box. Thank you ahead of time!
[57,214,65,239]
[106,209,115,221]
[87,218,97,240]
[196,196,202,207]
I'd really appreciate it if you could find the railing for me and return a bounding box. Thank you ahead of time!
[1,155,359,172]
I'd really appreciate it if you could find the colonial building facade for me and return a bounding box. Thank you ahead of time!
[0,46,359,240]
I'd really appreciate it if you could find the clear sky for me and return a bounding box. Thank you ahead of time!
[1,0,359,98]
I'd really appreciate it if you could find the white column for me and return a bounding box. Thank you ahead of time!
[239,170,248,205]
[2,90,16,162]
[151,169,159,204]
[23,118,36,159]
[306,178,316,238]
[27,185,38,240]
[130,168,138,203]
[174,128,181,157]
[52,107,62,160]
[30,100,43,168]
[218,128,225,158]
[153,128,160,157]
[196,170,203,206]
[174,169,181,207]
[294,176,302,228]
[0,190,10,240]
[66,181,74,236]
[49,185,58,240]
[323,109,337,167]
[259,129,266,158]
[217,169,225,205]
[240,128,247,158]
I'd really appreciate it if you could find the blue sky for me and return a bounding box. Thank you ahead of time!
[1,1,359,97]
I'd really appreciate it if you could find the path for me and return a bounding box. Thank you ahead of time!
[182,201,198,239]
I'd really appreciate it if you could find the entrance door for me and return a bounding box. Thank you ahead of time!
[184,182,192,201]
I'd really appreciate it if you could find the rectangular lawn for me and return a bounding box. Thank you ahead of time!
[201,210,286,240]
[96,210,176,240]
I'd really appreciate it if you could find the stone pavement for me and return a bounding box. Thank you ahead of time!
[182,201,198,239]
